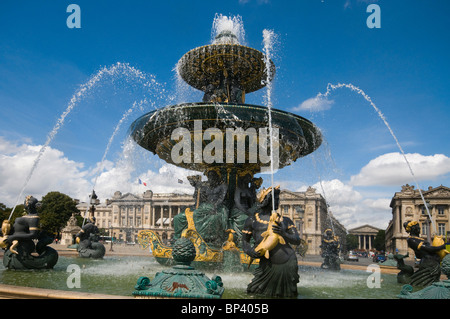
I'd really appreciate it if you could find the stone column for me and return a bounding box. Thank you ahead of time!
[396,205,401,234]
[151,205,156,227]
[168,206,172,229]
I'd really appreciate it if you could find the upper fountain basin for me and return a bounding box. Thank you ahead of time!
[177,43,276,94]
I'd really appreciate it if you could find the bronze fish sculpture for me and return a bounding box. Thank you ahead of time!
[248,212,285,267]
[0,220,19,254]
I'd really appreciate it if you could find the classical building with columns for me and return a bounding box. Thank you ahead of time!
[279,187,347,255]
[76,186,347,255]
[385,184,450,255]
[347,225,381,251]
[77,190,194,244]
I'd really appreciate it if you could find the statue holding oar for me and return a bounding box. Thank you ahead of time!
[173,168,229,247]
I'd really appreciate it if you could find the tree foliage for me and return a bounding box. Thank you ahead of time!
[0,203,8,222]
[346,234,359,251]
[0,203,25,226]
[38,191,79,235]
[373,230,386,251]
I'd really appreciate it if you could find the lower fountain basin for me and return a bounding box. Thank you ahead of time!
[0,256,401,299]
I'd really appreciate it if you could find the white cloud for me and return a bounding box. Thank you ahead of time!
[303,152,450,230]
[298,179,392,230]
[93,162,195,201]
[350,152,450,186]
[0,137,197,207]
[293,96,334,112]
[0,138,91,207]
[290,152,450,230]
[0,137,199,207]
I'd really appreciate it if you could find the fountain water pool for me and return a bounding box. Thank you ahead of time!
[0,256,400,299]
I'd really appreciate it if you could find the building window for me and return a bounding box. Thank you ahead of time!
[438,206,445,215]
[283,205,289,215]
[294,206,304,219]
[422,223,428,236]
[438,223,446,236]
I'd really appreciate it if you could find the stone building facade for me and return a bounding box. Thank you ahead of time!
[347,224,380,251]
[76,187,347,255]
[278,187,347,255]
[385,184,450,254]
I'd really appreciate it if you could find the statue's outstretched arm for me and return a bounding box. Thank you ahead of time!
[421,243,446,253]
[272,218,301,246]
[7,228,39,242]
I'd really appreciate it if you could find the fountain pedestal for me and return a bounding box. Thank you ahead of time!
[133,237,224,299]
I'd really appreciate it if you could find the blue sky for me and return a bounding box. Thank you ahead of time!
[0,0,449,229]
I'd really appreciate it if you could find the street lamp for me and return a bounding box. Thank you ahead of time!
[84,190,98,226]
[109,222,114,252]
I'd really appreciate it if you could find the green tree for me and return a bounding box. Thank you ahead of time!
[0,202,25,226]
[373,230,386,251]
[38,191,79,236]
[0,203,8,222]
[346,234,359,251]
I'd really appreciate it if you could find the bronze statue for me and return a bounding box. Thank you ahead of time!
[403,220,446,287]
[228,173,260,247]
[173,168,229,247]
[393,252,414,284]
[75,215,105,258]
[0,196,58,269]
[242,186,300,298]
[202,66,244,104]
[320,228,341,270]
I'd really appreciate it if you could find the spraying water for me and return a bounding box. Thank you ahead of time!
[9,62,163,220]
[211,13,246,45]
[81,99,154,225]
[262,29,277,212]
[315,82,436,232]
[316,173,336,234]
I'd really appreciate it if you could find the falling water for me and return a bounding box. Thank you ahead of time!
[308,130,338,234]
[262,29,276,212]
[315,82,436,232]
[316,173,336,234]
[81,98,155,225]
[9,62,163,220]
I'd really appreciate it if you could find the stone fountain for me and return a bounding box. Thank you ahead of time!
[131,16,322,274]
